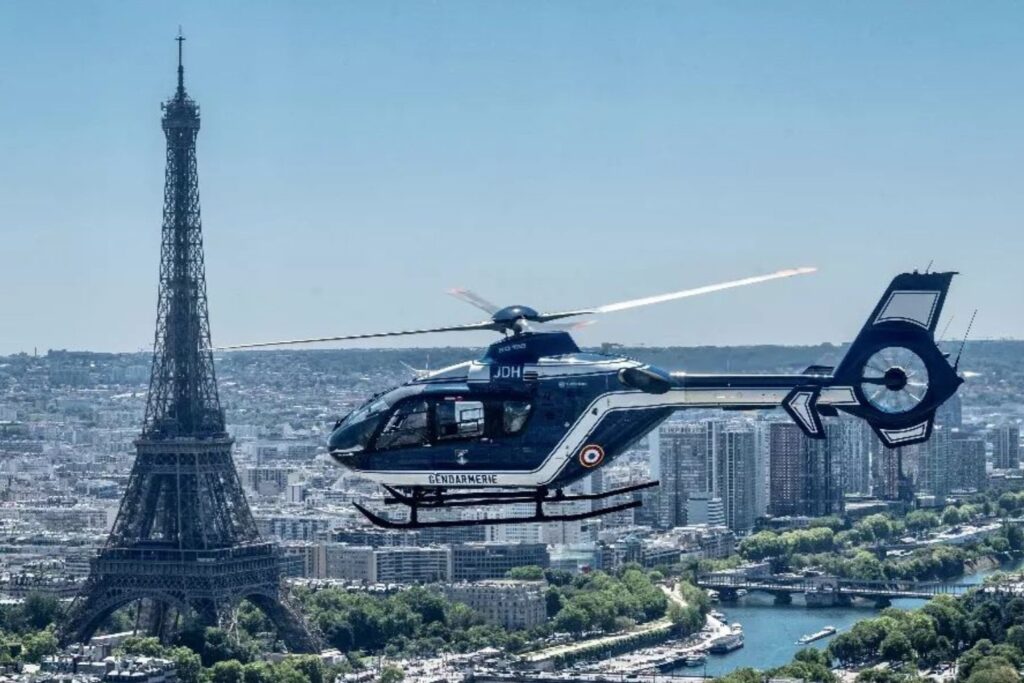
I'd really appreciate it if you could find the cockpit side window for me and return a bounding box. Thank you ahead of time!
[436,400,486,441]
[374,399,431,450]
[503,400,532,434]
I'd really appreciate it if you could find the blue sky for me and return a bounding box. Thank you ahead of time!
[1,2,1022,354]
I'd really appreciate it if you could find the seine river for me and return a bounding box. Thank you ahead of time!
[678,557,1024,676]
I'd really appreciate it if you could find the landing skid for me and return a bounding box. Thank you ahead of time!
[354,480,659,530]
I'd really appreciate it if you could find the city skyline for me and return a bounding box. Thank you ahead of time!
[2,3,1023,355]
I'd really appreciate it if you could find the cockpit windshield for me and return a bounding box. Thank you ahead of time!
[330,386,533,455]
[330,386,420,454]
[339,399,385,428]
[329,411,383,453]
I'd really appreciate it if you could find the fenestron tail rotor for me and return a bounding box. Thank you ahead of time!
[859,346,930,414]
[216,267,817,350]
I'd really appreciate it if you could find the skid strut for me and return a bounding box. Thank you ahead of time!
[354,480,659,529]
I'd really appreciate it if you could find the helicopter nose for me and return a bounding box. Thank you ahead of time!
[327,426,346,452]
[329,450,359,468]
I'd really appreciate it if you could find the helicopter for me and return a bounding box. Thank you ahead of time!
[221,268,963,529]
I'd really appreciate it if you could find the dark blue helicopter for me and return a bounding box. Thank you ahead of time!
[223,269,963,529]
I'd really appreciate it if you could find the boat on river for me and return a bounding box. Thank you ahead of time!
[681,652,707,667]
[708,625,744,654]
[797,625,838,645]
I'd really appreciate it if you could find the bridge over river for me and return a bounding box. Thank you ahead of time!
[696,573,974,604]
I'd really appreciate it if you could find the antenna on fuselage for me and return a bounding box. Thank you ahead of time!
[953,309,978,372]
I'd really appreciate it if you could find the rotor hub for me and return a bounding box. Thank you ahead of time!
[883,367,909,391]
[492,305,539,331]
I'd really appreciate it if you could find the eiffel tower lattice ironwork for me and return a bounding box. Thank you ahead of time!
[61,35,317,652]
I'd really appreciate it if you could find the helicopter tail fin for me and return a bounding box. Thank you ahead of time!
[828,271,962,447]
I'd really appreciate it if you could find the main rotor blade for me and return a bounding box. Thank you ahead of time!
[216,320,499,351]
[447,288,500,315]
[535,267,817,323]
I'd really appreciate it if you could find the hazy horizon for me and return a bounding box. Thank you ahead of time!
[7,337,1019,359]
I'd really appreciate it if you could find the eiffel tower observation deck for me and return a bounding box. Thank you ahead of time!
[61,36,317,652]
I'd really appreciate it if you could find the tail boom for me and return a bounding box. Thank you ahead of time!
[661,271,962,448]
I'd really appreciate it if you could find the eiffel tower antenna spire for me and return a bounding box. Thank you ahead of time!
[176,28,186,94]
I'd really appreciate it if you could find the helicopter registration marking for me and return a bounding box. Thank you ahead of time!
[493,365,524,380]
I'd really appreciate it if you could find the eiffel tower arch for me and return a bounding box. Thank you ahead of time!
[61,36,317,653]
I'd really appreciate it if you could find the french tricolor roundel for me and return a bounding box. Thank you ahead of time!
[579,444,605,468]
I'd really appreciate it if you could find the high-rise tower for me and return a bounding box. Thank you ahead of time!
[61,37,317,652]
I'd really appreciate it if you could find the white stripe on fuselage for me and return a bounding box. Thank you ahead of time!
[355,383,858,488]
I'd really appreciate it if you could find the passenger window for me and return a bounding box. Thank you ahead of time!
[503,401,532,434]
[375,400,431,450]
[436,400,486,440]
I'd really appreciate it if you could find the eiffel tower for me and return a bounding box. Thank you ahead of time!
[61,36,317,652]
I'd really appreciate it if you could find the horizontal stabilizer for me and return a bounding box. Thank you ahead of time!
[871,412,936,448]
[783,386,826,439]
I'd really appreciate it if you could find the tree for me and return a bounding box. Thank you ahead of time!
[543,569,574,586]
[380,664,405,683]
[845,551,886,581]
[242,662,275,683]
[121,635,167,657]
[197,626,256,666]
[1006,625,1024,653]
[284,664,315,683]
[773,648,837,683]
[237,601,273,638]
[942,506,963,526]
[739,531,787,560]
[966,663,1021,683]
[552,604,588,634]
[858,514,895,542]
[714,668,763,683]
[879,630,914,664]
[828,631,866,666]
[905,510,939,534]
[922,595,967,644]
[397,586,448,626]
[808,515,844,531]
[1007,525,1024,552]
[668,604,703,636]
[20,629,57,663]
[21,594,61,631]
[288,655,325,683]
[545,587,564,617]
[170,647,202,683]
[506,565,545,581]
[901,611,938,656]
[856,668,920,683]
[211,660,245,683]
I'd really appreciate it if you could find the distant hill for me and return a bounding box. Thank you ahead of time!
[3,340,1019,407]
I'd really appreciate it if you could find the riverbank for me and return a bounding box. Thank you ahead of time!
[520,584,696,671]
[595,615,733,674]
[677,555,1024,676]
[964,552,1004,573]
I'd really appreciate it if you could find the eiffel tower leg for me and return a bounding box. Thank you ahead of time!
[61,581,142,647]
[190,598,221,631]
[148,600,174,644]
[247,592,320,654]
